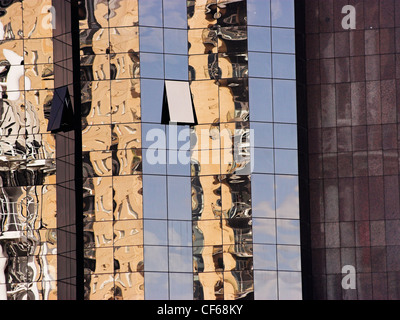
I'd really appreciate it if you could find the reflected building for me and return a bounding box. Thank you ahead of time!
[0,0,397,301]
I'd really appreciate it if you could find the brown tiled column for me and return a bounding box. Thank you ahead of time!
[305,0,400,299]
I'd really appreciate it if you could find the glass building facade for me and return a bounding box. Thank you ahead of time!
[0,0,397,301]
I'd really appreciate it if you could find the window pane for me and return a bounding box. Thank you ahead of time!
[143,175,167,219]
[163,0,187,29]
[252,148,274,174]
[169,273,193,300]
[247,0,271,26]
[276,175,299,219]
[253,218,276,244]
[254,244,277,270]
[169,247,192,272]
[275,149,298,175]
[272,28,295,53]
[272,54,296,79]
[254,271,278,300]
[139,27,163,53]
[248,52,271,78]
[145,272,169,300]
[141,79,164,123]
[168,176,191,220]
[249,78,273,122]
[274,124,298,149]
[139,0,163,27]
[278,271,302,300]
[144,220,168,245]
[165,55,189,81]
[140,53,164,79]
[252,174,275,218]
[273,80,297,123]
[248,26,271,52]
[251,122,273,148]
[277,245,301,271]
[276,219,300,245]
[271,0,295,28]
[168,221,192,246]
[144,246,168,271]
[164,28,188,55]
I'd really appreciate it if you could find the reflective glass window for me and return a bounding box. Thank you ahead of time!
[276,219,301,245]
[248,52,271,78]
[254,271,278,300]
[143,175,167,219]
[164,55,189,81]
[277,245,301,271]
[278,271,302,300]
[272,28,295,53]
[144,246,168,271]
[253,244,277,270]
[252,174,275,218]
[271,0,295,28]
[167,150,191,176]
[163,0,187,29]
[144,220,168,245]
[139,27,164,53]
[252,148,274,174]
[140,79,164,123]
[249,78,273,122]
[248,26,271,52]
[143,148,167,174]
[144,272,169,300]
[167,176,192,220]
[169,273,193,300]
[164,28,188,55]
[139,0,163,27]
[273,80,297,123]
[274,149,298,175]
[272,54,296,79]
[275,175,299,219]
[169,247,192,272]
[274,124,298,149]
[251,122,273,148]
[142,123,166,149]
[247,0,271,26]
[168,221,192,247]
[166,125,191,150]
[253,218,276,244]
[140,53,164,79]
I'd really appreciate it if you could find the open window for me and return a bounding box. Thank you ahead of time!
[47,86,74,133]
[162,80,197,125]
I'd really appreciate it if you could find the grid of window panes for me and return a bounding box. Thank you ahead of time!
[247,0,302,300]
[0,0,57,300]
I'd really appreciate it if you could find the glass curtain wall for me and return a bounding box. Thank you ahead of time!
[80,0,302,300]
[0,0,57,300]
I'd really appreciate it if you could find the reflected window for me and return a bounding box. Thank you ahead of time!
[248,52,271,78]
[139,27,164,53]
[163,80,195,124]
[143,175,167,219]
